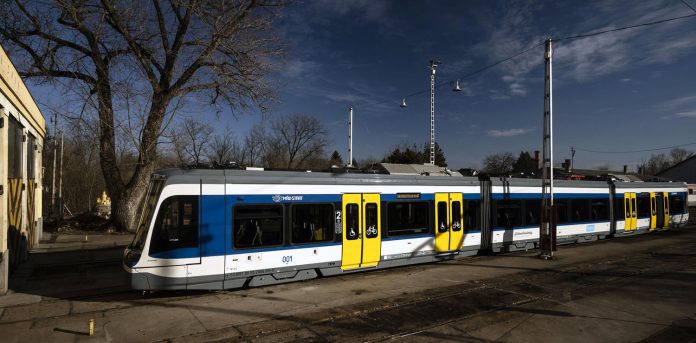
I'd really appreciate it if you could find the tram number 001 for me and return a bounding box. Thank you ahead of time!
[282,256,293,264]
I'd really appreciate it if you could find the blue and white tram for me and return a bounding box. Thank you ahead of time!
[123,169,690,291]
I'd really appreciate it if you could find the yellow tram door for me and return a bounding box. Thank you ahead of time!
[631,193,638,230]
[341,193,381,270]
[624,193,636,232]
[361,194,382,268]
[649,192,657,231]
[435,193,464,253]
[623,194,631,231]
[663,192,670,229]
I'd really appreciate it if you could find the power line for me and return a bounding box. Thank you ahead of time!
[394,11,696,106]
[400,42,545,100]
[555,13,696,42]
[681,0,696,13]
[575,142,696,154]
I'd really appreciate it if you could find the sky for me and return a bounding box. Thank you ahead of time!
[27,0,696,171]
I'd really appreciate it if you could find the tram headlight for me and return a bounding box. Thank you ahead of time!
[123,248,142,268]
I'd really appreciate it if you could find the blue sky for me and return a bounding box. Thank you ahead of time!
[28,0,696,170]
[263,0,696,170]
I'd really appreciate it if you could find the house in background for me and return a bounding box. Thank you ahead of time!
[657,155,696,207]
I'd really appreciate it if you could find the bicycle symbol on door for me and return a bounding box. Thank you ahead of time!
[365,225,378,238]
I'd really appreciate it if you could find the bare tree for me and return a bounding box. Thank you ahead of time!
[184,118,213,166]
[0,0,285,230]
[482,152,515,174]
[638,153,672,175]
[669,148,693,165]
[208,127,243,166]
[264,114,328,169]
[243,123,267,167]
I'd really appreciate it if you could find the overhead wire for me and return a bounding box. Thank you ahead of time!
[680,0,696,13]
[575,142,696,154]
[392,10,696,106]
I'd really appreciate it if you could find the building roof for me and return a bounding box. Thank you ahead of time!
[657,154,696,177]
[379,163,462,176]
[0,44,46,137]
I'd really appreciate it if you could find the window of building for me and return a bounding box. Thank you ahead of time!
[590,198,610,221]
[636,195,650,218]
[233,205,283,248]
[8,116,23,179]
[149,196,199,254]
[345,204,359,240]
[27,134,36,179]
[386,201,430,236]
[291,204,334,244]
[496,200,522,228]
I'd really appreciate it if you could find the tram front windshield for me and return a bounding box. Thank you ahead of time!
[129,177,165,251]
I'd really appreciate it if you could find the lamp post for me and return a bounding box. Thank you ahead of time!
[428,59,440,165]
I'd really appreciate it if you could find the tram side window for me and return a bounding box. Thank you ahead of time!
[437,201,448,232]
[234,205,283,248]
[386,202,430,236]
[496,201,521,228]
[291,204,334,244]
[464,200,481,230]
[570,199,591,222]
[525,200,541,226]
[365,203,379,238]
[149,196,199,254]
[555,199,569,224]
[590,198,610,221]
[345,204,360,240]
[670,194,685,214]
[637,195,650,218]
[451,201,462,231]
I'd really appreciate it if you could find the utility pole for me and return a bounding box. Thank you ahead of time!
[58,129,64,220]
[540,39,556,259]
[348,107,353,168]
[428,59,440,165]
[50,112,57,218]
[570,146,576,174]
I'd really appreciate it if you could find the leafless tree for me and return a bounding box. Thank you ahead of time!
[0,0,286,230]
[171,117,213,166]
[638,153,672,175]
[669,148,693,165]
[208,127,243,166]
[264,114,328,169]
[243,123,267,167]
[482,152,515,174]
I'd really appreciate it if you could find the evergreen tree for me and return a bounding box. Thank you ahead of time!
[329,150,344,166]
[512,151,537,174]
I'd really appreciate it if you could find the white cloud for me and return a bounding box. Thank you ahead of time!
[487,128,534,137]
[477,0,696,92]
[656,95,696,111]
[282,59,321,78]
[675,111,696,118]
